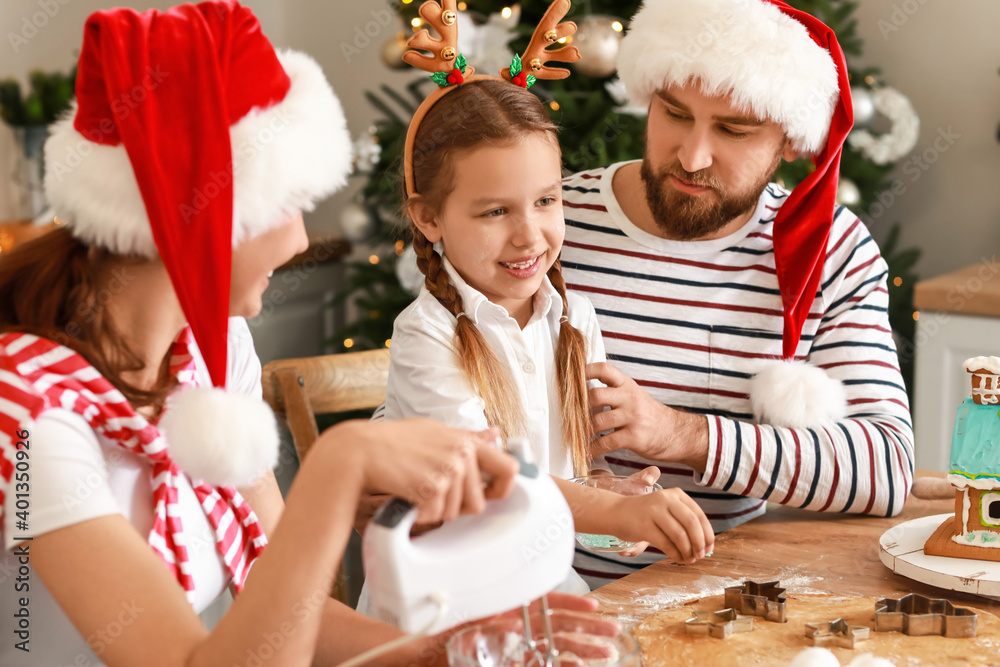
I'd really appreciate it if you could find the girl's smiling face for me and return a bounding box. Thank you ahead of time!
[409,133,565,328]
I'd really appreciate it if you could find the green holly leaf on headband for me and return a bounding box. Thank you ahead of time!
[430,71,451,86]
[510,53,522,77]
[456,53,467,73]
[526,74,537,88]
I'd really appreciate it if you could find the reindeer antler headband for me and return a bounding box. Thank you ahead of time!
[402,0,581,198]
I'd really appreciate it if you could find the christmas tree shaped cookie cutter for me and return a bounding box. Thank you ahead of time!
[874,593,977,638]
[723,580,787,623]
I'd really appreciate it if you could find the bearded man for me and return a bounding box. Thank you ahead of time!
[559,0,913,588]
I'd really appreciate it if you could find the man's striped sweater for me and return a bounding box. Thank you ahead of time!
[561,163,914,586]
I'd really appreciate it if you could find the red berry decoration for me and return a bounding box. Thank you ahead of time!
[447,67,464,85]
[512,72,527,88]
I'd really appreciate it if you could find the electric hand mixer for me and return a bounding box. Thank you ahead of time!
[362,441,575,665]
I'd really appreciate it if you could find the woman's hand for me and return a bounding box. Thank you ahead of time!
[612,486,714,564]
[322,418,517,525]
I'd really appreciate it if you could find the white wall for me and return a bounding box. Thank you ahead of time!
[2,0,998,282]
[850,1,1000,280]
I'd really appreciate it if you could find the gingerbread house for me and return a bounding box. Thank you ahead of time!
[924,356,1000,561]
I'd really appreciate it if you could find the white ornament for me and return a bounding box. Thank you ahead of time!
[836,177,861,207]
[847,86,920,165]
[605,77,648,117]
[573,16,624,79]
[352,132,382,175]
[457,6,520,77]
[395,243,424,296]
[851,86,876,128]
[339,202,376,242]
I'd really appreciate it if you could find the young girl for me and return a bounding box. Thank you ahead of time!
[378,0,714,592]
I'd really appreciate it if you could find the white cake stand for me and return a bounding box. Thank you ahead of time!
[879,513,1000,601]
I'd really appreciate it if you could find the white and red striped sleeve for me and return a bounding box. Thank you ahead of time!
[698,213,914,517]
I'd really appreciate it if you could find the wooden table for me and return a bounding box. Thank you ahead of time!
[589,471,1000,624]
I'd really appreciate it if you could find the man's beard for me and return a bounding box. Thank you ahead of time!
[639,150,781,241]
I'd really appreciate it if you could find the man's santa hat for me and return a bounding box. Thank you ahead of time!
[618,0,855,428]
[44,1,351,485]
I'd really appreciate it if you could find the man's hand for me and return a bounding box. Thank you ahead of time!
[587,362,710,472]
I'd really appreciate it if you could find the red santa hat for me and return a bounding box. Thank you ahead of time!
[618,0,854,428]
[43,1,351,484]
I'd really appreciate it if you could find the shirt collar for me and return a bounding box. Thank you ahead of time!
[440,255,560,326]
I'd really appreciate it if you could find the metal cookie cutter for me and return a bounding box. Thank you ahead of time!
[723,580,787,623]
[804,619,871,649]
[874,594,978,638]
[684,609,755,639]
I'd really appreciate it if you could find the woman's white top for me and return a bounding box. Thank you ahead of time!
[0,318,261,667]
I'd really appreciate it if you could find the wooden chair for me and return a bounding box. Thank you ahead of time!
[261,347,391,603]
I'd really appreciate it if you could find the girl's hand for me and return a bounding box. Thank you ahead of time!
[612,486,714,564]
[323,419,518,525]
[616,466,660,557]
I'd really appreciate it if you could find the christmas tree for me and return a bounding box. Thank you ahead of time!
[335,0,922,393]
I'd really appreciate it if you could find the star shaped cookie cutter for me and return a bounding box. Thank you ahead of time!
[684,608,755,639]
[874,594,978,638]
[804,619,871,649]
[723,580,787,623]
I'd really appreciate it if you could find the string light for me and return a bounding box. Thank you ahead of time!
[550,101,560,111]
[864,75,876,85]
[395,240,405,255]
[612,21,623,32]
[501,6,512,18]
[344,338,355,348]
[557,36,568,44]
[458,1,467,10]
[893,277,903,287]
[370,310,380,319]
[402,0,413,3]
[411,17,422,28]
[912,311,920,321]
[385,339,392,348]
[369,254,380,265]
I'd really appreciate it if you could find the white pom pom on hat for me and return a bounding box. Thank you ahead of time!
[159,387,280,487]
[750,360,847,429]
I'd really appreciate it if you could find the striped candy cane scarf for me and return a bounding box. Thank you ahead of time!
[0,328,267,602]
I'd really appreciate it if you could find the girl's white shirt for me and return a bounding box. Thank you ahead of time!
[383,257,610,479]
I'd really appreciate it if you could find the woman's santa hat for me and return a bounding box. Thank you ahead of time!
[618,0,854,428]
[44,1,351,484]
